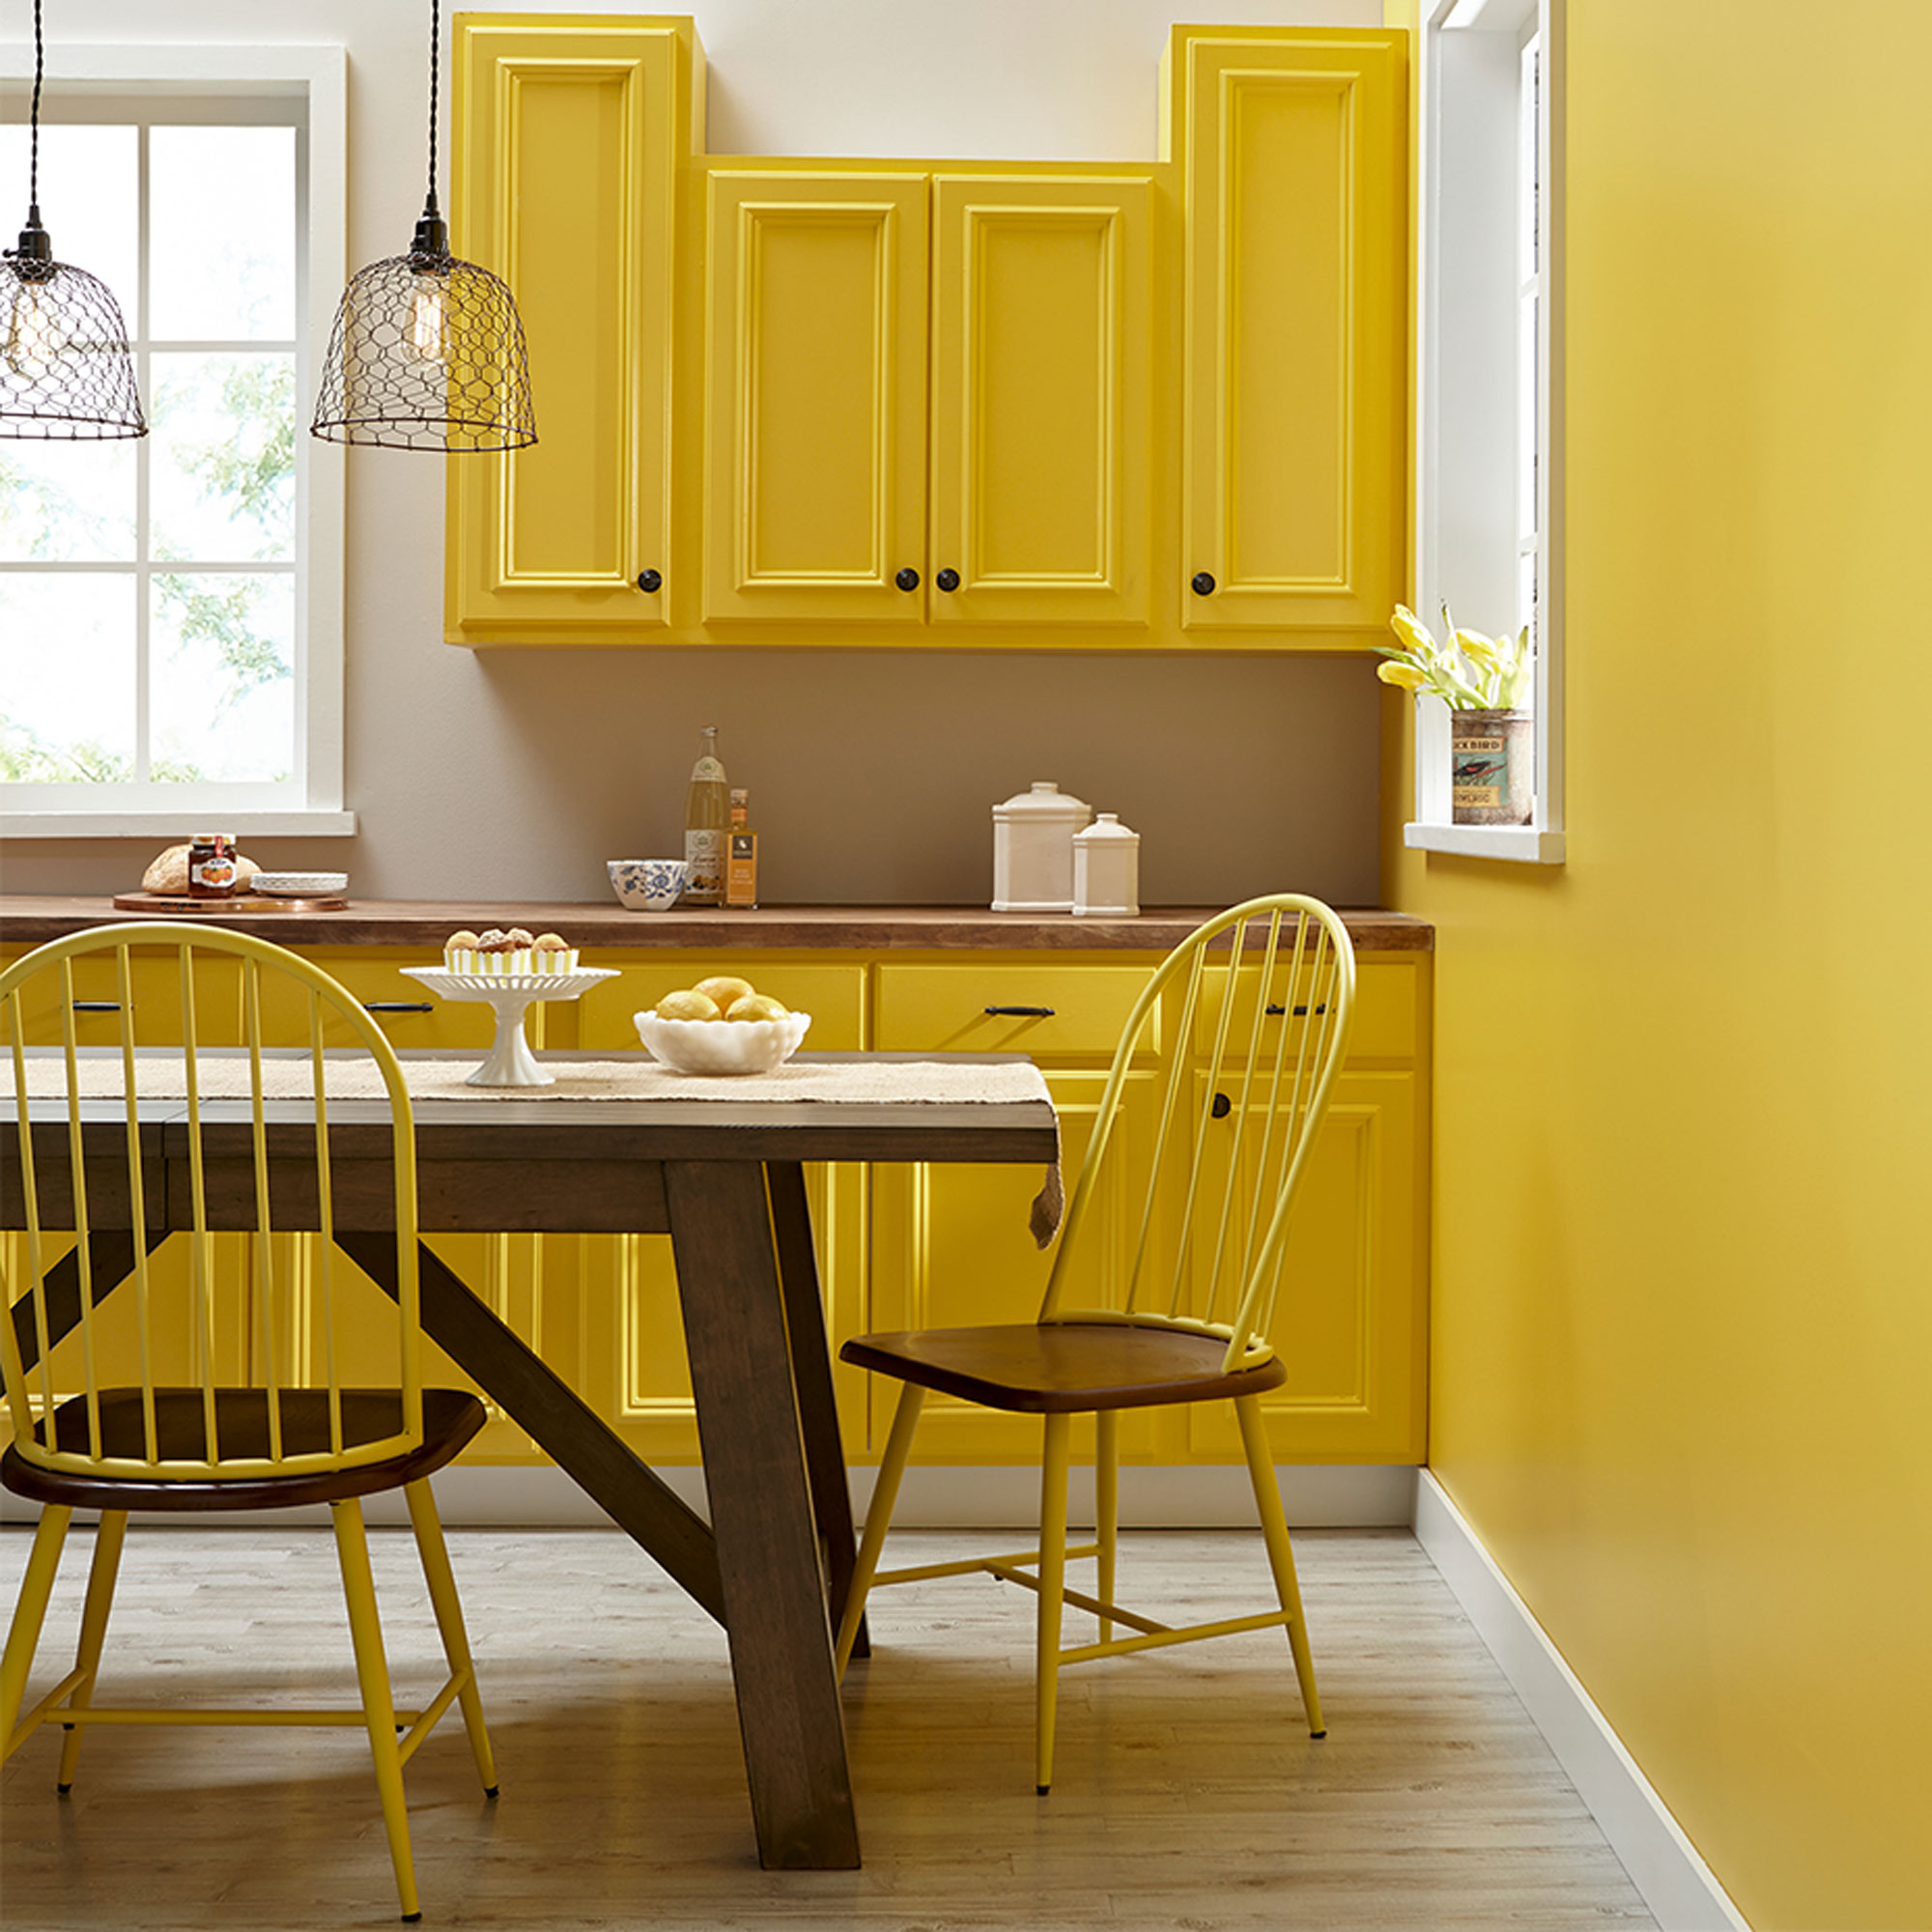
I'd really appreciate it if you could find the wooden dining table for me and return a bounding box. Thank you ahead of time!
[1,1050,1060,1871]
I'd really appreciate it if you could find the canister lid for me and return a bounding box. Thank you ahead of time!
[1073,812,1137,844]
[993,781,1091,821]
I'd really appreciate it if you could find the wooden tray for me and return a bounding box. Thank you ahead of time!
[111,892,350,915]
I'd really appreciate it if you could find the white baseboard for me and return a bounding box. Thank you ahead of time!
[2,1463,1418,1531]
[1412,1471,1749,1932]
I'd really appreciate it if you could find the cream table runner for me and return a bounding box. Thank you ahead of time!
[4,1053,1065,1242]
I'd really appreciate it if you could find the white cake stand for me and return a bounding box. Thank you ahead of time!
[399,966,619,1087]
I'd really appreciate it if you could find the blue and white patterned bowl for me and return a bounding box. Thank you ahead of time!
[608,859,689,912]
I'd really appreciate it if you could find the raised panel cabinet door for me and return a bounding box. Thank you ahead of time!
[1184,1068,1423,1462]
[446,21,692,642]
[928,176,1151,627]
[1179,32,1407,639]
[867,1067,1164,1463]
[703,172,929,624]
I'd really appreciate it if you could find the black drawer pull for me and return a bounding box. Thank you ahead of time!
[1210,1092,1231,1120]
[636,568,663,593]
[984,1005,1055,1018]
[71,1001,120,1012]
[1265,1003,1327,1017]
[364,1002,435,1015]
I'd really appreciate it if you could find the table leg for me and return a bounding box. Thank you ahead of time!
[765,1161,868,1659]
[666,1159,862,1871]
[10,1231,170,1371]
[333,1232,724,1623]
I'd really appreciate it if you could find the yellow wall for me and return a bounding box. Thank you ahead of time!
[1384,5,1932,1928]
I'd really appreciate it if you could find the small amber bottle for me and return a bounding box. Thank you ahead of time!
[724,788,758,909]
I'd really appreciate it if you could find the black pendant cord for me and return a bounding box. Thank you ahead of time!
[412,0,449,259]
[27,0,44,219]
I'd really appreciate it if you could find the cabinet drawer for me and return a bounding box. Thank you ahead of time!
[0,948,241,1047]
[578,961,866,1051]
[874,962,1154,1059]
[1191,957,1416,1063]
[260,954,497,1050]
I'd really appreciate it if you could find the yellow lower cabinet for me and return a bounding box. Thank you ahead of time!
[0,945,242,1048]
[868,1065,1166,1463]
[2,1231,251,1424]
[570,956,870,1461]
[1183,1067,1423,1463]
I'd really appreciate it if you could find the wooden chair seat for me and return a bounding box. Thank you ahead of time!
[841,1322,1287,1414]
[3,1388,487,1512]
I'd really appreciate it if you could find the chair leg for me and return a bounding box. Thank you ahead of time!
[57,1509,128,1792]
[404,1479,498,1798]
[1094,1409,1120,1644]
[835,1381,924,1676]
[330,1499,421,1923]
[1036,1411,1072,1795]
[1234,1393,1324,1738]
[2,1505,72,1762]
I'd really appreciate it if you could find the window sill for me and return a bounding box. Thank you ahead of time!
[1404,821,1566,864]
[1,810,357,839]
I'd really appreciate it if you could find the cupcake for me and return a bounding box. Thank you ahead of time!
[477,926,535,976]
[531,930,579,974]
[443,928,482,973]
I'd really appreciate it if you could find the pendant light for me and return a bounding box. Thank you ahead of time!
[310,0,535,451]
[0,0,147,440]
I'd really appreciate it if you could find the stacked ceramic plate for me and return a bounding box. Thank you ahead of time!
[251,871,350,897]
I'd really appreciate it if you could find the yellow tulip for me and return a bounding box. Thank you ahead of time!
[1377,660,1428,692]
[1454,627,1502,670]
[1388,605,1436,657]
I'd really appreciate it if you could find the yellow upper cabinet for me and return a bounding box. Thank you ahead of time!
[928,177,1151,628]
[701,172,930,625]
[703,170,1151,630]
[445,17,698,643]
[1172,29,1408,641]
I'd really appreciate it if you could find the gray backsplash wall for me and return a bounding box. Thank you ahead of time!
[0,0,1385,912]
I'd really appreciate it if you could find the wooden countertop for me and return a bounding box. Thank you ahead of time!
[0,898,1432,953]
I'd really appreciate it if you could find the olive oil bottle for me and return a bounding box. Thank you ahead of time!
[683,725,729,904]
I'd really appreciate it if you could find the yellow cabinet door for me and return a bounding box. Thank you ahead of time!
[868,1065,1166,1463]
[928,176,1151,627]
[445,19,692,642]
[573,957,870,1461]
[1183,1068,1423,1462]
[702,172,929,624]
[1177,31,1407,639]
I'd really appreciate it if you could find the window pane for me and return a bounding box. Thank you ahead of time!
[0,574,136,780]
[0,440,136,561]
[151,127,297,341]
[150,572,295,781]
[150,353,297,562]
[0,124,139,320]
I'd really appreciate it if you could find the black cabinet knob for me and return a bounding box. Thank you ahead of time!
[636,569,663,594]
[1191,571,1217,596]
[1210,1092,1232,1120]
[895,567,921,592]
[936,567,960,593]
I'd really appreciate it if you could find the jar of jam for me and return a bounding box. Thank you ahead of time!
[186,833,239,898]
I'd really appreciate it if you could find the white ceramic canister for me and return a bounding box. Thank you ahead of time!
[1072,812,1140,917]
[991,781,1092,912]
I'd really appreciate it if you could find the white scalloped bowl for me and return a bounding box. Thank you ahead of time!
[634,1009,811,1076]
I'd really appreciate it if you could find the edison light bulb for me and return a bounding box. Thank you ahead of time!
[3,281,64,379]
[408,270,447,363]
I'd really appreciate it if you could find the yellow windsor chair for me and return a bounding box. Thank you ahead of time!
[835,894,1355,1791]
[0,924,497,1922]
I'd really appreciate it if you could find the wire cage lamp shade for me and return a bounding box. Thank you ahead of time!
[2,0,147,440]
[310,246,534,451]
[310,0,534,452]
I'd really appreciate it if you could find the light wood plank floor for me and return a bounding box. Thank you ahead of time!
[3,1524,1658,1930]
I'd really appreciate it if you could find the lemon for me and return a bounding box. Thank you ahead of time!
[694,974,756,1009]
[655,989,721,1021]
[725,993,789,1024]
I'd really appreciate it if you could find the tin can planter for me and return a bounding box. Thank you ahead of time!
[1450,709,1533,825]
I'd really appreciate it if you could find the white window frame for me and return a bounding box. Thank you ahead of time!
[0,42,349,838]
[1406,0,1565,864]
